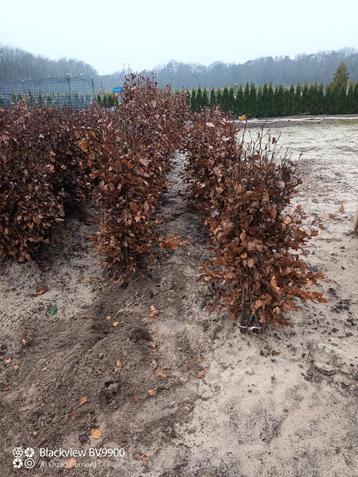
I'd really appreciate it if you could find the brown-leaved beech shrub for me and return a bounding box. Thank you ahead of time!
[76,76,189,277]
[0,78,188,272]
[0,103,90,262]
[184,109,326,328]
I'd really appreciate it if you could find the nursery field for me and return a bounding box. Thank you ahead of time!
[0,87,357,476]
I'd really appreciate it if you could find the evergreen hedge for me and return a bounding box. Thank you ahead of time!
[188,83,358,118]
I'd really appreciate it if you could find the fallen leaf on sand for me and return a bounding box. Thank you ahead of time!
[65,458,77,469]
[149,305,159,319]
[155,369,167,379]
[79,396,88,406]
[140,453,150,464]
[90,428,102,439]
[115,360,123,369]
[105,315,112,321]
[34,286,48,296]
[159,234,191,250]
[135,452,150,464]
[112,321,120,327]
[147,388,157,397]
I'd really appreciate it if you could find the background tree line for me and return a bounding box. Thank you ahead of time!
[2,45,358,92]
[142,49,358,89]
[0,45,96,80]
[189,63,358,117]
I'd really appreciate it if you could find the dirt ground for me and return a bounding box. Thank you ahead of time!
[1,121,358,476]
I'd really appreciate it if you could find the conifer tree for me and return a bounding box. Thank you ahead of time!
[301,84,309,113]
[186,90,191,108]
[353,83,358,113]
[273,85,285,116]
[267,84,274,117]
[248,83,257,117]
[325,85,335,114]
[287,85,295,115]
[308,84,319,115]
[242,83,250,116]
[234,86,243,116]
[346,83,355,114]
[222,86,230,112]
[202,89,209,108]
[317,83,325,114]
[190,90,197,111]
[283,88,291,116]
[228,87,235,113]
[337,86,347,114]
[256,86,263,117]
[216,89,223,109]
[196,88,203,110]
[295,84,302,113]
[209,88,216,107]
[331,62,349,92]
[260,84,269,117]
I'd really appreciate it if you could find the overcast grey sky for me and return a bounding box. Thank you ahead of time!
[0,0,357,74]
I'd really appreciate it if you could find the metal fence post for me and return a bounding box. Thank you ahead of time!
[91,76,95,105]
[67,73,72,107]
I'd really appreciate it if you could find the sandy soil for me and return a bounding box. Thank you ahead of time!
[0,122,358,476]
[237,114,358,129]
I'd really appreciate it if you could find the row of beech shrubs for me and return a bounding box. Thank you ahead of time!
[183,109,326,327]
[82,76,188,277]
[0,76,188,277]
[0,104,90,262]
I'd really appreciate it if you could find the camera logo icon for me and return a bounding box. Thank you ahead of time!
[24,458,36,469]
[13,458,23,469]
[12,447,36,469]
[12,447,23,458]
[24,448,35,458]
